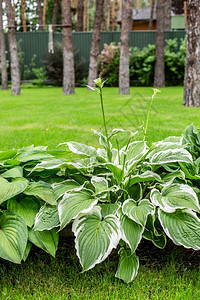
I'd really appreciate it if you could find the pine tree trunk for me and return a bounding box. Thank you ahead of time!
[87,0,104,88]
[112,0,119,31]
[62,0,75,94]
[21,0,26,32]
[37,0,43,31]
[107,0,112,31]
[52,0,59,32]
[148,0,155,30]
[5,0,21,95]
[183,0,200,107]
[0,0,8,90]
[119,0,132,94]
[153,0,165,88]
[76,0,84,31]
[43,0,47,29]
[165,0,171,31]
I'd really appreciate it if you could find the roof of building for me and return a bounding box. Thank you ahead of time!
[118,7,156,22]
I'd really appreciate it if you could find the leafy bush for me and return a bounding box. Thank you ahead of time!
[44,42,87,87]
[99,39,186,87]
[31,67,48,87]
[0,81,200,284]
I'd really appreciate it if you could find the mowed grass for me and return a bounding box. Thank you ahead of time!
[0,86,199,150]
[0,86,200,299]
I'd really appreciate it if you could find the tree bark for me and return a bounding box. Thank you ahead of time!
[112,0,119,31]
[21,0,26,32]
[148,0,155,30]
[76,0,84,31]
[153,0,165,88]
[43,0,47,29]
[183,0,200,107]
[119,0,133,94]
[5,0,21,95]
[107,0,112,30]
[87,0,104,88]
[165,0,171,31]
[0,0,8,90]
[36,0,44,31]
[52,0,59,32]
[62,0,75,94]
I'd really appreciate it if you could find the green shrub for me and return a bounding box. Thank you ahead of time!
[98,39,186,87]
[31,67,48,87]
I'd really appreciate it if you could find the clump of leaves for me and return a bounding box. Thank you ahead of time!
[0,81,200,284]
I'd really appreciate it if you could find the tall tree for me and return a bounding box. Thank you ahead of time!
[165,0,171,30]
[87,0,104,88]
[52,0,59,32]
[119,0,133,94]
[107,0,112,30]
[0,0,8,90]
[21,0,26,32]
[5,0,21,95]
[76,0,84,31]
[183,0,200,107]
[148,0,155,30]
[153,0,165,87]
[37,0,43,31]
[62,0,75,94]
[43,0,47,29]
[112,0,119,31]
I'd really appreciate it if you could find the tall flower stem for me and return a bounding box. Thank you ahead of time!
[99,87,108,139]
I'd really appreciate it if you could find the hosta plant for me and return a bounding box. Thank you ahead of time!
[0,79,200,284]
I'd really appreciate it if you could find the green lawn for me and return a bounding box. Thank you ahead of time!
[0,86,200,299]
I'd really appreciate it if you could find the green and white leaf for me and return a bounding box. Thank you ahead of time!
[24,181,56,205]
[91,176,108,194]
[119,211,143,253]
[7,197,40,227]
[125,171,162,188]
[58,189,97,230]
[0,176,28,205]
[151,184,200,213]
[122,199,155,226]
[23,241,32,261]
[28,228,58,257]
[158,209,200,250]
[34,205,60,231]
[100,203,119,217]
[52,180,81,200]
[0,211,28,263]
[1,166,23,178]
[60,141,97,157]
[115,248,139,283]
[72,206,120,271]
[103,163,122,184]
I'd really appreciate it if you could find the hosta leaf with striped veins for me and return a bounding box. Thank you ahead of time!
[151,184,200,213]
[122,199,155,226]
[0,211,28,263]
[115,248,139,283]
[58,189,98,230]
[34,205,60,231]
[72,206,120,271]
[24,181,56,205]
[0,176,28,205]
[28,228,58,257]
[60,141,97,157]
[158,209,200,250]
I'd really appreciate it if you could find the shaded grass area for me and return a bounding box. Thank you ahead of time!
[1,238,200,300]
[0,86,199,150]
[0,86,200,299]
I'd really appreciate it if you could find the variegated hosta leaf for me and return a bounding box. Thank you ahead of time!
[7,197,40,227]
[115,248,139,283]
[103,163,122,184]
[60,141,97,157]
[123,141,148,167]
[34,205,60,231]
[119,211,143,253]
[52,180,81,200]
[58,189,97,230]
[122,199,155,226]
[72,207,120,271]
[161,169,186,183]
[14,148,53,162]
[1,166,23,178]
[0,149,17,161]
[31,158,66,173]
[24,181,56,205]
[28,228,58,257]
[151,184,200,213]
[158,209,200,250]
[125,171,162,188]
[0,211,28,263]
[147,142,193,165]
[91,176,108,194]
[100,203,119,217]
[0,176,28,205]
